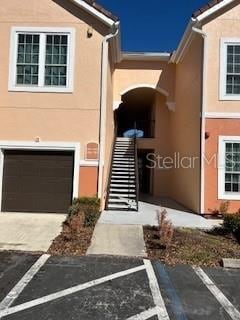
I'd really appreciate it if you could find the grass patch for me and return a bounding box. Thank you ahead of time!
[143,226,240,267]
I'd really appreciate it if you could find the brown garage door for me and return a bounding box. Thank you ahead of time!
[1,150,74,213]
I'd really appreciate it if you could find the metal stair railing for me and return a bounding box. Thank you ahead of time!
[134,122,139,212]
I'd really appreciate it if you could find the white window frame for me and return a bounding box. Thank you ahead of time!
[0,141,80,212]
[9,27,75,93]
[218,136,240,200]
[220,38,240,101]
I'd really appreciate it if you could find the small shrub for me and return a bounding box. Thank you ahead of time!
[68,197,100,228]
[157,209,174,248]
[223,212,240,242]
[220,201,230,215]
[210,201,230,216]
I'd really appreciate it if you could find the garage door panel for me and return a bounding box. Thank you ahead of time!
[37,178,73,193]
[38,167,73,178]
[1,150,74,213]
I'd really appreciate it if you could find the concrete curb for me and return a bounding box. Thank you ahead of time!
[222,258,240,269]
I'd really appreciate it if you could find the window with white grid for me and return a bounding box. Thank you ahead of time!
[220,39,240,100]
[9,27,74,92]
[225,142,240,193]
[16,34,40,85]
[218,137,240,200]
[45,35,68,86]
[226,45,240,95]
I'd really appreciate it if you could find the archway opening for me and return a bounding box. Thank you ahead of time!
[116,87,157,138]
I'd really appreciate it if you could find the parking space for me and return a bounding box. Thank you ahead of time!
[0,253,40,302]
[0,253,240,320]
[154,263,232,320]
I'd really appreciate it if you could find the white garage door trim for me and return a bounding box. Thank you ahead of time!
[0,141,80,212]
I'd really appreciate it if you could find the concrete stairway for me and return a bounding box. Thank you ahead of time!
[106,137,138,211]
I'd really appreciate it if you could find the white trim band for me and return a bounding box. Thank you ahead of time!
[205,112,240,119]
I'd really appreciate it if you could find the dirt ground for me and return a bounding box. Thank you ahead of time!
[144,226,240,267]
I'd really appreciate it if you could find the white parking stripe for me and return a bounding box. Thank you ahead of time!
[126,306,161,320]
[193,266,240,320]
[144,259,170,320]
[0,264,146,318]
[0,254,50,313]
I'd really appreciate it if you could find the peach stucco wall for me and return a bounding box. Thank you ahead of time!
[0,0,106,159]
[79,166,98,197]
[137,94,171,197]
[205,118,240,213]
[114,60,176,104]
[102,56,115,206]
[168,35,203,213]
[0,0,108,198]
[203,2,240,112]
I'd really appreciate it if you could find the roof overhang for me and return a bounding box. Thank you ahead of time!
[171,0,235,63]
[194,0,234,22]
[121,52,171,62]
[70,0,117,27]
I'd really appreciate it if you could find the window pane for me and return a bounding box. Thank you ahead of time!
[16,33,40,86]
[235,55,240,63]
[227,64,233,73]
[44,34,68,87]
[228,45,234,54]
[235,46,240,54]
[226,45,240,94]
[225,142,240,193]
[225,183,232,192]
[226,143,233,152]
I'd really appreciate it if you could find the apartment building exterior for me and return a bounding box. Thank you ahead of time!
[0,0,239,215]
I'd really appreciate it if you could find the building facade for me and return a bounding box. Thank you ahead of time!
[0,0,239,214]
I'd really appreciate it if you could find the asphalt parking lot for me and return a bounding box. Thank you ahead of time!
[0,253,240,320]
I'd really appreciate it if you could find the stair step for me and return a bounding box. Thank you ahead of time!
[112,174,136,178]
[113,158,135,162]
[112,166,135,169]
[114,149,134,151]
[108,198,131,203]
[113,157,135,163]
[116,138,133,141]
[109,193,136,198]
[111,179,135,183]
[115,142,134,145]
[107,204,132,210]
[114,147,134,149]
[113,159,135,162]
[114,154,134,156]
[110,184,136,188]
[112,170,135,173]
[112,164,135,168]
[110,189,136,193]
[113,163,135,166]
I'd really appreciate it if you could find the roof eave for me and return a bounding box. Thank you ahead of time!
[170,18,197,64]
[171,0,235,64]
[194,0,234,21]
[121,52,171,62]
[71,0,117,27]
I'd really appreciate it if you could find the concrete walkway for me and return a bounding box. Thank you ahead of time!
[0,212,66,252]
[87,224,146,257]
[88,197,222,257]
[99,198,222,229]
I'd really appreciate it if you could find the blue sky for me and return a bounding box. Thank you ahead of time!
[98,0,208,52]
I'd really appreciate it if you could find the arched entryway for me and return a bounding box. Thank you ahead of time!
[114,86,169,196]
[116,88,156,138]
